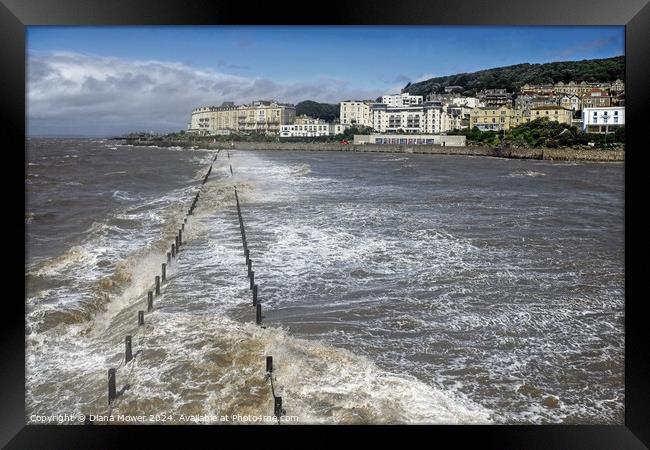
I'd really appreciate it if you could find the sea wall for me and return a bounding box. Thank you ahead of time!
[541,148,624,161]
[126,140,624,162]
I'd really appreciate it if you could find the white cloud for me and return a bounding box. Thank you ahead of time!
[27,52,382,136]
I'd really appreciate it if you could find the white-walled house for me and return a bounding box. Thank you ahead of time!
[581,107,625,133]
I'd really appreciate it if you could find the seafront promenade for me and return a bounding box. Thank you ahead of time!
[125,139,625,162]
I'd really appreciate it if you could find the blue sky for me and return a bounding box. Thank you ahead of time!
[26,26,624,136]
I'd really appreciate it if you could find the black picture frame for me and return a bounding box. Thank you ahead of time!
[4,0,648,447]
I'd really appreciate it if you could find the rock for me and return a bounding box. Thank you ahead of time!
[99,278,114,289]
[542,395,560,408]
[517,384,543,398]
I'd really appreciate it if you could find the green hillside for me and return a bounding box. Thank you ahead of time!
[404,56,624,96]
[295,100,340,121]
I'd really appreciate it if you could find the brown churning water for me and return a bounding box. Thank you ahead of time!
[26,139,623,424]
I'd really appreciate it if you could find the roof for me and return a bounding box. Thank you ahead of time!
[475,105,513,110]
[530,105,572,111]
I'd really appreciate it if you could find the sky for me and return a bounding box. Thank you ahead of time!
[26,26,624,137]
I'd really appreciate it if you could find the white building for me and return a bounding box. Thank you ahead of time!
[340,101,373,126]
[370,102,442,134]
[280,117,331,137]
[581,107,625,133]
[441,106,464,132]
[449,96,480,108]
[280,117,350,137]
[381,93,423,107]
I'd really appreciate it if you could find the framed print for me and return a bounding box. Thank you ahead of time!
[3,0,649,447]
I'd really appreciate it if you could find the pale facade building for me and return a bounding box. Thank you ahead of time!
[559,94,582,112]
[188,101,295,135]
[381,93,424,107]
[440,105,470,132]
[339,101,373,127]
[609,79,625,95]
[527,106,574,125]
[370,103,442,134]
[477,89,514,107]
[470,105,515,131]
[582,88,612,108]
[279,118,350,137]
[582,107,625,133]
[279,116,330,137]
[449,96,480,108]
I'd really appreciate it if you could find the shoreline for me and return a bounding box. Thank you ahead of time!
[124,139,624,162]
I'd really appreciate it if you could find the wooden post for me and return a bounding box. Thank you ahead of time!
[181,223,184,232]
[167,252,171,264]
[274,396,283,417]
[125,335,133,363]
[155,276,160,296]
[256,303,262,324]
[245,248,250,263]
[178,230,182,246]
[175,236,179,252]
[162,263,167,283]
[148,291,153,312]
[138,310,144,326]
[171,243,176,257]
[250,271,254,289]
[266,355,273,373]
[108,369,116,404]
[247,259,252,277]
[253,284,258,306]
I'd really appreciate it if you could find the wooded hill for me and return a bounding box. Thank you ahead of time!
[403,55,624,96]
[295,100,340,121]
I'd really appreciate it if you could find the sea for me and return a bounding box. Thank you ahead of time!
[25,138,624,424]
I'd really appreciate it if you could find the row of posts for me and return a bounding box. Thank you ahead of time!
[234,186,261,325]
[106,150,220,409]
[266,356,285,423]
[232,175,285,421]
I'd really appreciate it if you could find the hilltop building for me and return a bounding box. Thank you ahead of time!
[470,104,573,130]
[582,88,612,108]
[477,89,515,107]
[381,93,424,107]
